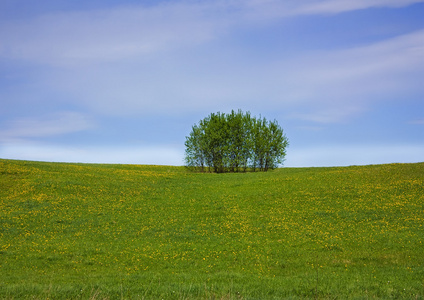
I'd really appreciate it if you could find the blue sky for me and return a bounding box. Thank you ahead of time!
[1,0,423,167]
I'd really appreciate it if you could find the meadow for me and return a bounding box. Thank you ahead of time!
[0,158,423,299]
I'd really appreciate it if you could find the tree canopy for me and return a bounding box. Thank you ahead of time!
[185,110,289,173]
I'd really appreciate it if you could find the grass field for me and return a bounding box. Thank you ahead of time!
[0,159,423,299]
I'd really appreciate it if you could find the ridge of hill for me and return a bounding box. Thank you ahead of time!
[1,159,423,299]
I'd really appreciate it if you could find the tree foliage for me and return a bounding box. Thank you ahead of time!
[185,110,289,173]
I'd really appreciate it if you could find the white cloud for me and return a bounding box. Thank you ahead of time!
[287,29,424,90]
[0,112,94,142]
[293,0,424,15]
[219,0,424,22]
[1,0,423,66]
[276,29,424,122]
[0,2,223,66]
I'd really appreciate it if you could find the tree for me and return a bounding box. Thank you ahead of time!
[185,110,289,173]
[184,124,205,171]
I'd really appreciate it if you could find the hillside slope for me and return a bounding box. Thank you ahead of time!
[1,159,423,299]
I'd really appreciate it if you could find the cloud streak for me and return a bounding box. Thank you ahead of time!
[292,0,424,15]
[0,2,224,66]
[272,29,424,122]
[0,112,94,142]
[1,0,423,65]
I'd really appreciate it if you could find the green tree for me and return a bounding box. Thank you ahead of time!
[185,110,288,173]
[204,112,228,173]
[226,109,248,172]
[263,120,288,171]
[184,124,205,171]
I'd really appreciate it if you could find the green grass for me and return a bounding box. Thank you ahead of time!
[0,159,423,299]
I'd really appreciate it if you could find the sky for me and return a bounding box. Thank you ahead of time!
[0,0,423,167]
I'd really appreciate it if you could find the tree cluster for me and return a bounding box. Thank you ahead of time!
[184,110,289,173]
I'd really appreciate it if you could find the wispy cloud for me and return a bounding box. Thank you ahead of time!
[0,2,222,66]
[219,0,424,22]
[288,106,365,124]
[292,0,424,15]
[409,119,424,125]
[0,112,94,142]
[1,0,422,65]
[278,29,424,122]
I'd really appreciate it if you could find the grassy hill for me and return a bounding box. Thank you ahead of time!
[0,159,423,299]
